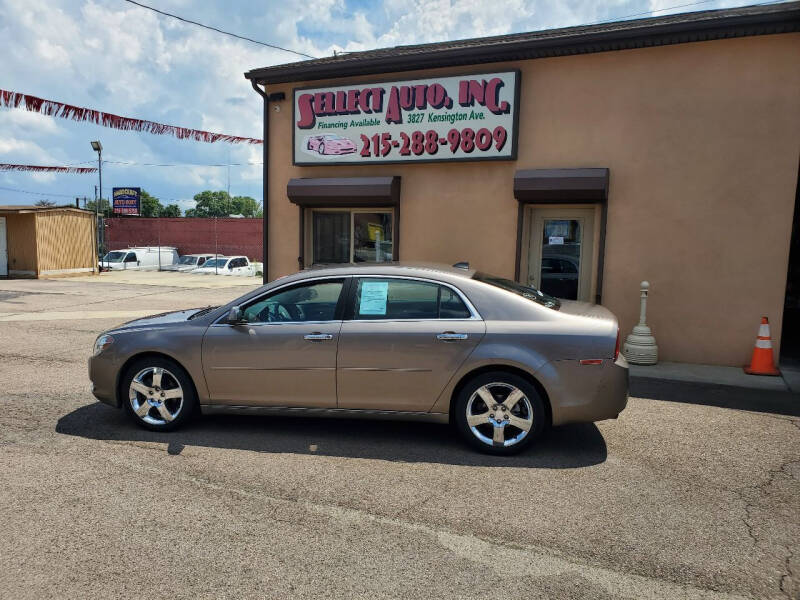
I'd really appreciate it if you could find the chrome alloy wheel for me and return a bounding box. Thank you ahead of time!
[466,382,534,448]
[128,367,184,426]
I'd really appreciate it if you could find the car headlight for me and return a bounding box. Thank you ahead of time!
[93,334,114,356]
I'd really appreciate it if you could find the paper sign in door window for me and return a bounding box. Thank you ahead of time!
[548,236,564,245]
[359,280,389,315]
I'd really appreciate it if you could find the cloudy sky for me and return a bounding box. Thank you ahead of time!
[0,0,768,213]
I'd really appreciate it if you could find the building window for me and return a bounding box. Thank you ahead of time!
[310,209,393,265]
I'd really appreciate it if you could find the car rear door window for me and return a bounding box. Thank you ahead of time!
[243,280,344,323]
[352,278,471,320]
[439,286,471,318]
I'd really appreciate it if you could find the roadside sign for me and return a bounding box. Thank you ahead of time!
[112,187,140,215]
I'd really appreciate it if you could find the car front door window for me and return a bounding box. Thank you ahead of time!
[243,280,344,323]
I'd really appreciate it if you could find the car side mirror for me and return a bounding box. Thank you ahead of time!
[227,306,245,324]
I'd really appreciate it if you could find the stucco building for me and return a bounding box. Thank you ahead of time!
[244,3,800,367]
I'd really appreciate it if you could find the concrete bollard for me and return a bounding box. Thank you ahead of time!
[623,281,659,365]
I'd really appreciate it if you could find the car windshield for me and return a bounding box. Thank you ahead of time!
[102,251,126,263]
[472,272,561,310]
[178,256,198,265]
[203,258,228,268]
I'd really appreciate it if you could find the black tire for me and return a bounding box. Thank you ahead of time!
[121,356,197,432]
[454,371,546,455]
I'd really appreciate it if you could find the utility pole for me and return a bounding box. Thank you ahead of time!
[91,141,103,266]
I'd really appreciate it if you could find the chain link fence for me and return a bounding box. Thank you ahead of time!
[101,217,263,274]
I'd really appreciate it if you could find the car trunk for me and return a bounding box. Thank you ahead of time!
[556,300,617,322]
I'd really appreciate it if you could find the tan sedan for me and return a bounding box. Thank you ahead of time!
[88,263,628,455]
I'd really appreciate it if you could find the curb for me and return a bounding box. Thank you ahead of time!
[629,374,800,417]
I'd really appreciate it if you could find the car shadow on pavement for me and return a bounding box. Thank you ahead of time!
[56,402,607,469]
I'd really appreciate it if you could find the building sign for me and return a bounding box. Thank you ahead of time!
[112,187,140,215]
[293,71,519,165]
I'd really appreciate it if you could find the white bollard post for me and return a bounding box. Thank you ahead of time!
[622,281,659,365]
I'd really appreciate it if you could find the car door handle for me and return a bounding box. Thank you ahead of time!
[304,333,333,341]
[437,332,468,341]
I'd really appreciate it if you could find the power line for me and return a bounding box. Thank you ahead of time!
[589,0,787,25]
[122,0,317,59]
[103,160,263,167]
[1,184,201,206]
[589,0,716,24]
[0,185,81,198]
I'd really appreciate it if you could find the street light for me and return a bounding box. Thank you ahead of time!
[91,141,103,268]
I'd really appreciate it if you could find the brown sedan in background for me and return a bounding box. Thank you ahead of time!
[88,263,628,455]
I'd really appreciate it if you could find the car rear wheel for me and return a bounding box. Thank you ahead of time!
[454,372,545,455]
[121,357,196,431]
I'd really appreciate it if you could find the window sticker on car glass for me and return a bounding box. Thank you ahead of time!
[360,280,389,315]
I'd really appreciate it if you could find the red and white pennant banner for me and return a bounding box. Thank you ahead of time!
[0,163,98,174]
[0,89,263,145]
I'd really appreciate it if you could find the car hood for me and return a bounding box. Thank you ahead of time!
[111,308,204,331]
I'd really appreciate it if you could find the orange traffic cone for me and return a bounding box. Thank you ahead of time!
[743,317,780,376]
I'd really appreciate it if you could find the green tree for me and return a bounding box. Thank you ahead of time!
[230,195,260,217]
[161,204,181,217]
[188,191,261,218]
[86,198,112,217]
[139,189,164,217]
[191,190,232,217]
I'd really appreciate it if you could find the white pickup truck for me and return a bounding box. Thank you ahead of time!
[193,256,255,276]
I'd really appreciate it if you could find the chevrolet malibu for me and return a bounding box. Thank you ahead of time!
[88,263,628,455]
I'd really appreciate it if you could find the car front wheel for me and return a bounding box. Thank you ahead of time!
[121,357,196,431]
[454,372,545,455]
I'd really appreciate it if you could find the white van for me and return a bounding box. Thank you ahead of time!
[99,247,179,271]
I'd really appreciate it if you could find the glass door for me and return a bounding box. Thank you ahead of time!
[527,207,595,302]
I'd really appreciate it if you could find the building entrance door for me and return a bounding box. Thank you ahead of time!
[0,217,7,277]
[527,207,595,302]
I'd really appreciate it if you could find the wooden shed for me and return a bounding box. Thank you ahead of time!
[0,205,97,278]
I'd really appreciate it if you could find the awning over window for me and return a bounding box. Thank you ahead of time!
[287,176,400,207]
[514,168,609,202]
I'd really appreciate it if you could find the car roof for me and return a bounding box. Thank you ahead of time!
[284,262,475,281]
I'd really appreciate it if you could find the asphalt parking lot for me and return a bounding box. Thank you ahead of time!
[1,275,798,599]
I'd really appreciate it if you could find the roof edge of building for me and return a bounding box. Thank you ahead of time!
[0,205,94,214]
[245,2,800,85]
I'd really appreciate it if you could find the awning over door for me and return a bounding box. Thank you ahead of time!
[287,176,400,207]
[514,168,609,202]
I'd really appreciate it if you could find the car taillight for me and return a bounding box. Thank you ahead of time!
[614,327,620,360]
